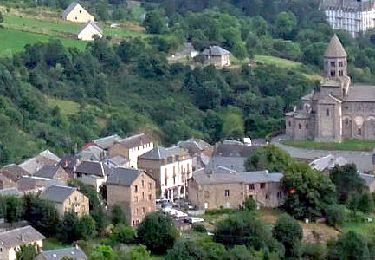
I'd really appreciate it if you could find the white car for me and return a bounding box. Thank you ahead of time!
[187,217,205,224]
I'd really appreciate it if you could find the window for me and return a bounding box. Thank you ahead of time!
[224,190,230,197]
[142,180,144,187]
[330,61,335,67]
[358,128,362,135]
[265,193,269,199]
[298,123,301,129]
[164,169,168,185]
[277,192,282,198]
[326,108,330,116]
[142,192,145,199]
[142,207,146,213]
[339,70,343,76]
[330,70,336,76]
[75,16,77,20]
[339,61,343,67]
[134,185,138,192]
[148,194,152,200]
[149,182,152,189]
[249,184,255,190]
[288,121,291,127]
[260,183,266,189]
[345,119,349,126]
[173,174,176,185]
[204,191,210,198]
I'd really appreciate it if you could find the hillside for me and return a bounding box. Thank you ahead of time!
[1,0,375,165]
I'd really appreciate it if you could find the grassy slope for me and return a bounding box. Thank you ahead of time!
[281,139,375,152]
[254,55,302,69]
[47,97,81,115]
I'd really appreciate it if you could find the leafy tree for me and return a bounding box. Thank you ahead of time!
[112,204,126,225]
[77,214,96,240]
[328,231,370,260]
[58,211,80,243]
[242,197,256,211]
[273,214,303,258]
[16,244,37,260]
[245,145,292,172]
[4,196,23,224]
[223,245,255,260]
[137,212,179,254]
[282,162,336,220]
[119,245,151,260]
[90,245,115,260]
[330,164,367,203]
[274,11,297,39]
[165,239,206,260]
[325,204,347,227]
[144,10,167,34]
[214,212,281,254]
[110,224,135,244]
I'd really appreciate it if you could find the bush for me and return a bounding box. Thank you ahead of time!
[192,223,206,233]
[302,243,325,260]
[243,197,257,211]
[325,204,347,227]
[110,224,135,244]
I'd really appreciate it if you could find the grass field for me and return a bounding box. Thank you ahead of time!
[47,98,81,115]
[281,139,375,152]
[254,55,302,69]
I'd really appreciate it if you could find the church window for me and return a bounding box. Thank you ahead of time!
[345,119,349,126]
[339,70,343,76]
[330,70,336,76]
[339,61,343,67]
[298,123,301,129]
[358,128,362,135]
[326,108,330,116]
[330,61,335,67]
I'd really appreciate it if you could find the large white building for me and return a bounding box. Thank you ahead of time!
[320,0,375,37]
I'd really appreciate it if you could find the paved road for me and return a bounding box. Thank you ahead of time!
[272,140,373,173]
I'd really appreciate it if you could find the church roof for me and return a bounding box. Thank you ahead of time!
[345,84,375,102]
[324,35,347,58]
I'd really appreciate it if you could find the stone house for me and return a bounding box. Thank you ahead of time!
[93,134,121,150]
[138,146,193,200]
[61,2,94,23]
[188,167,284,210]
[19,150,60,174]
[107,167,156,226]
[33,165,70,183]
[109,133,154,168]
[75,160,111,192]
[0,225,44,260]
[36,245,87,260]
[178,138,213,170]
[40,185,89,217]
[202,46,231,68]
[17,176,64,194]
[78,21,103,41]
[286,35,375,141]
[0,164,28,184]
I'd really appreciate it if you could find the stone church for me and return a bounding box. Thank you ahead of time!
[286,35,375,142]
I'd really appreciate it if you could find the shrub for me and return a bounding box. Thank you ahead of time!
[110,224,135,244]
[192,223,206,233]
[325,204,347,227]
[243,197,257,211]
[302,243,325,260]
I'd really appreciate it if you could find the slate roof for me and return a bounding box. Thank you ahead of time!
[75,160,110,177]
[36,246,87,260]
[203,46,231,56]
[108,155,129,166]
[192,168,283,185]
[309,154,348,171]
[85,21,102,34]
[139,146,190,160]
[33,165,64,179]
[107,167,142,186]
[360,173,375,187]
[117,133,152,149]
[40,185,77,204]
[93,134,121,149]
[211,156,247,172]
[178,138,212,155]
[0,164,28,182]
[78,145,104,161]
[19,150,60,174]
[62,2,79,18]
[17,176,64,193]
[0,225,45,248]
[345,84,375,102]
[324,35,347,58]
[213,143,259,158]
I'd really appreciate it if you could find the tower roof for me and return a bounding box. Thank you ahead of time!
[324,35,347,58]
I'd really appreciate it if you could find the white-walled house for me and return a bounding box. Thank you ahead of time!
[0,225,44,260]
[62,2,94,23]
[138,146,193,200]
[109,133,154,169]
[78,21,102,41]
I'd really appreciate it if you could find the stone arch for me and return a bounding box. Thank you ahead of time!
[342,115,352,139]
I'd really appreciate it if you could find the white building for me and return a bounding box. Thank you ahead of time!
[138,146,193,200]
[78,21,103,41]
[320,0,375,37]
[61,2,94,23]
[0,225,44,260]
[108,133,154,169]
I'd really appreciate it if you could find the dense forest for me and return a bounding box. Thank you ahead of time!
[2,0,375,164]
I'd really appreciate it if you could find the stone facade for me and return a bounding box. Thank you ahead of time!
[286,35,375,142]
[202,46,231,68]
[188,168,284,210]
[320,0,375,37]
[107,168,156,226]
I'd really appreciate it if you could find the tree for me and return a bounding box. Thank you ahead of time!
[16,244,37,260]
[110,224,135,244]
[144,10,167,34]
[245,145,293,172]
[119,245,152,260]
[242,197,256,211]
[282,162,336,220]
[273,214,303,258]
[137,212,179,254]
[165,239,206,260]
[58,211,80,243]
[214,212,281,254]
[325,204,347,227]
[90,245,115,260]
[112,204,126,225]
[358,192,374,213]
[328,231,370,259]
[77,214,96,240]
[223,245,254,260]
[330,164,367,203]
[274,11,297,39]
[4,196,23,224]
